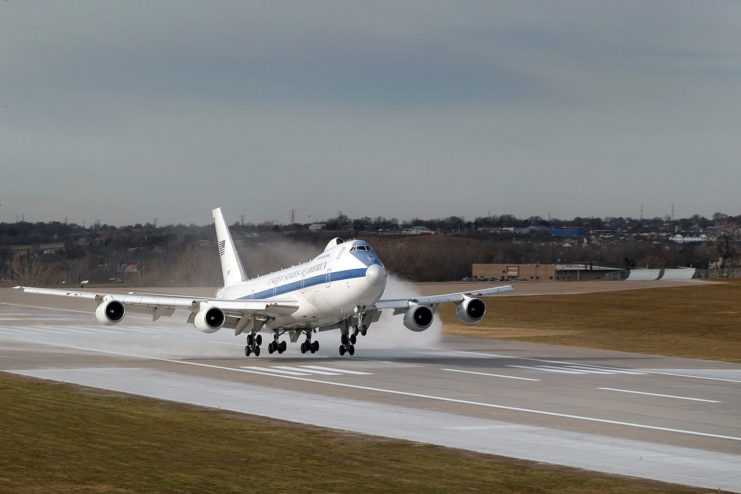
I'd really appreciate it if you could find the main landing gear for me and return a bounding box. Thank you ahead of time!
[339,333,355,356]
[268,333,287,355]
[338,322,368,356]
[244,333,262,357]
[300,338,319,354]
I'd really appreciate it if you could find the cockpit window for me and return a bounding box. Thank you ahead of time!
[351,245,373,252]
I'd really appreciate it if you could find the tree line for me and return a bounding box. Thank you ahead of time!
[1,213,738,286]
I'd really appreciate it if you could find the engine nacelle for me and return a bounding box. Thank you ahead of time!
[456,296,486,324]
[403,304,435,332]
[194,305,226,333]
[95,298,125,325]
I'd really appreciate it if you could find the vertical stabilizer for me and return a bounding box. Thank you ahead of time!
[212,208,248,287]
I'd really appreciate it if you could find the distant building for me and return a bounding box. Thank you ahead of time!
[473,263,626,281]
[473,263,556,281]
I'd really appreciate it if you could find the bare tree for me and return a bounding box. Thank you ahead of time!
[715,234,738,271]
[9,250,51,285]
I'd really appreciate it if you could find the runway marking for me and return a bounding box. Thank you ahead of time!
[301,365,371,375]
[640,371,741,384]
[508,365,584,375]
[440,350,739,383]
[599,388,721,403]
[5,340,739,444]
[442,368,539,381]
[241,367,313,376]
[240,365,372,377]
[508,364,648,375]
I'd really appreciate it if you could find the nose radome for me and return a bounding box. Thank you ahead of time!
[366,263,387,287]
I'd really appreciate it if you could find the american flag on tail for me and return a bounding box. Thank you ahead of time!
[218,240,226,256]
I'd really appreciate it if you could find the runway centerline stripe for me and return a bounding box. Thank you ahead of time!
[442,368,539,382]
[12,341,739,444]
[599,387,721,403]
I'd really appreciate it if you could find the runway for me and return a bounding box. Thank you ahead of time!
[1,287,740,492]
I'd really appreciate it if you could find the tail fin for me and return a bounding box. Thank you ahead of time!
[212,207,248,287]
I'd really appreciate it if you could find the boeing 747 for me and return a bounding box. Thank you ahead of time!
[16,208,513,357]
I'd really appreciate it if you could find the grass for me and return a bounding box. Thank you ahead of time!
[441,281,741,363]
[0,373,717,494]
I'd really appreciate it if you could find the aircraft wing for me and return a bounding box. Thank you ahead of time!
[13,286,298,332]
[371,285,513,312]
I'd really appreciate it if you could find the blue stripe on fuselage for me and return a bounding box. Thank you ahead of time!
[239,268,368,300]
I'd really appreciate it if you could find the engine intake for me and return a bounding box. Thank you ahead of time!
[403,304,435,332]
[456,297,486,324]
[95,298,125,325]
[194,305,226,333]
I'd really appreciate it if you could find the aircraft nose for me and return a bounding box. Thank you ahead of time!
[365,263,387,287]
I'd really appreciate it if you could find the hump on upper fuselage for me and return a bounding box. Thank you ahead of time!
[324,237,345,251]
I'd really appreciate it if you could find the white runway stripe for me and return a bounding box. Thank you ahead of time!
[599,387,720,403]
[300,365,371,375]
[271,365,338,376]
[509,365,585,374]
[566,364,646,375]
[443,368,539,381]
[241,366,310,376]
[508,364,647,376]
[240,365,372,377]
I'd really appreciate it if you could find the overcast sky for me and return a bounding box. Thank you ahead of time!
[2,1,740,226]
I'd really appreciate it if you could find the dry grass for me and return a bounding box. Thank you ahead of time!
[441,281,741,362]
[0,373,716,494]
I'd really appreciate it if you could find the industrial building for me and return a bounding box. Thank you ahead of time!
[473,263,626,281]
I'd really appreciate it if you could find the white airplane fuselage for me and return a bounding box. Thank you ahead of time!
[218,239,387,331]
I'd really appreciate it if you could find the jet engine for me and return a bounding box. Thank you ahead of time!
[403,303,435,332]
[95,298,125,325]
[194,305,226,333]
[455,296,486,324]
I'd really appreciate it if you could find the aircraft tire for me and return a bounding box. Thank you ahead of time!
[350,334,357,345]
[279,341,287,353]
[268,342,275,354]
[360,325,367,336]
[341,334,349,345]
[339,345,346,356]
[245,345,252,357]
[256,334,263,345]
[348,345,355,356]
[254,345,261,357]
[311,341,319,353]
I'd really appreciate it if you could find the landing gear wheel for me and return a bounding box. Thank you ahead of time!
[300,342,307,354]
[245,345,252,357]
[360,325,367,336]
[348,345,355,356]
[253,345,260,357]
[256,334,263,345]
[339,345,346,356]
[311,341,319,353]
[341,334,349,345]
[279,341,287,353]
[350,333,357,345]
[268,342,275,354]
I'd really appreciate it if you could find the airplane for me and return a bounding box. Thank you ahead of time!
[15,208,513,357]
